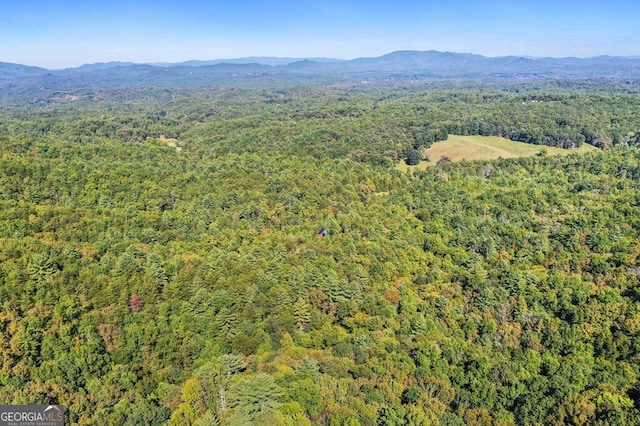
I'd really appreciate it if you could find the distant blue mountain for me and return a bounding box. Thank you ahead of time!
[71,62,137,72]
[306,50,640,77]
[3,51,639,78]
[153,57,344,67]
[0,62,48,78]
[1,51,639,98]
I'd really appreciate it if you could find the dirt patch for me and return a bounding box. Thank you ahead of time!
[158,134,182,152]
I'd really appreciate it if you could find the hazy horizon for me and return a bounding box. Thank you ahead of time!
[7,50,640,72]
[2,0,639,69]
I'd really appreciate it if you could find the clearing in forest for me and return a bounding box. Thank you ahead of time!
[401,134,596,170]
[158,134,182,152]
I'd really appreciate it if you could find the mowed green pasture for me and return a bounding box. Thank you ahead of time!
[399,135,597,170]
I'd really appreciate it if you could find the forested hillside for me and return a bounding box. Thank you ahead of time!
[1,83,640,425]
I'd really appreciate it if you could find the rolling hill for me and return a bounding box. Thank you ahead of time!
[0,50,639,98]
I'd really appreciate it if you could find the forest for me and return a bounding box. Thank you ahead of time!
[1,80,640,425]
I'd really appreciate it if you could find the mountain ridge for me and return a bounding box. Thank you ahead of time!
[3,50,639,73]
[1,50,639,102]
[0,61,50,78]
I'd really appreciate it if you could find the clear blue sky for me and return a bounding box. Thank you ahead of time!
[2,0,639,68]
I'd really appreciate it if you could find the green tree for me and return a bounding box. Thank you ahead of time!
[229,374,283,422]
[405,149,422,166]
[293,297,312,331]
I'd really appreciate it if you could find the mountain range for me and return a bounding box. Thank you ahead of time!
[1,50,639,103]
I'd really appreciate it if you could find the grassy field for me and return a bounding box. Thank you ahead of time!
[398,135,597,171]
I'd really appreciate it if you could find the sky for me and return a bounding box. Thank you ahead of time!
[2,0,639,69]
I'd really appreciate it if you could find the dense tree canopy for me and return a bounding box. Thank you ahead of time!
[0,81,640,424]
